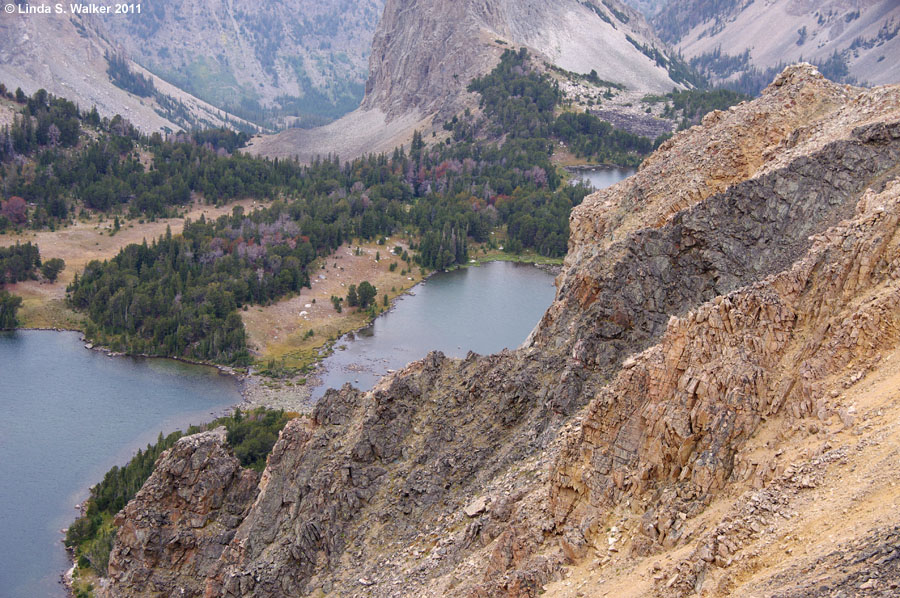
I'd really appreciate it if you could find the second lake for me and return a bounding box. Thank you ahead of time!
[310,261,556,399]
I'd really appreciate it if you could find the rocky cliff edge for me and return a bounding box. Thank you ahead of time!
[101,65,900,597]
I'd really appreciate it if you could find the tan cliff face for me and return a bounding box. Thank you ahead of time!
[543,170,900,598]
[362,0,675,121]
[249,0,677,161]
[553,176,900,543]
[101,65,900,598]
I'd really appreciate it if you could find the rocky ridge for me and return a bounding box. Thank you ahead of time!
[658,0,900,87]
[99,65,900,597]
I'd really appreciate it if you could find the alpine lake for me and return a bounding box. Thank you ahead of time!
[0,165,634,598]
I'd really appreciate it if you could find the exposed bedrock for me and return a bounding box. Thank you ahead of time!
[99,66,900,598]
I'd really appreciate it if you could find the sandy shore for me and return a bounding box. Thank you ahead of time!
[238,370,322,413]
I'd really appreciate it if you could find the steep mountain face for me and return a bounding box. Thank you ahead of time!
[249,0,679,161]
[0,12,223,132]
[102,0,384,127]
[0,1,382,131]
[101,65,900,597]
[363,0,674,120]
[655,0,900,88]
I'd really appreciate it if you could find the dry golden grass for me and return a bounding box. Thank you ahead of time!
[0,198,258,328]
[241,239,424,368]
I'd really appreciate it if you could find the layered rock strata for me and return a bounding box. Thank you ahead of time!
[100,429,259,598]
[100,66,900,597]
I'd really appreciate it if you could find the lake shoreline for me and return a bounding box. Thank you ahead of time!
[12,256,562,416]
[0,330,241,598]
[243,256,565,406]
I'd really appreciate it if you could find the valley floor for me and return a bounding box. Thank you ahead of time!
[2,207,560,415]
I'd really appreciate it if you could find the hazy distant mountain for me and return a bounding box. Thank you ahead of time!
[0,1,383,132]
[102,0,384,128]
[0,11,250,132]
[251,0,684,161]
[654,0,900,91]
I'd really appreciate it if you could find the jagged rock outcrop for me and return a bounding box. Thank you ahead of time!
[101,66,900,598]
[201,349,575,597]
[564,65,852,254]
[99,429,259,598]
[249,0,676,160]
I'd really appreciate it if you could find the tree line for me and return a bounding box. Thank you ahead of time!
[0,242,65,328]
[642,87,750,130]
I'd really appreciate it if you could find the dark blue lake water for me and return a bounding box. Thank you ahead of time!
[0,331,241,598]
[311,261,558,399]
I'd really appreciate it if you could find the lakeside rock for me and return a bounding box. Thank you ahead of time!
[95,65,900,597]
[98,429,259,598]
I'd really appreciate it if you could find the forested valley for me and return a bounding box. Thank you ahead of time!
[1,49,745,364]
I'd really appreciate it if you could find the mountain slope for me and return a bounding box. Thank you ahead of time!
[656,0,900,87]
[0,1,384,132]
[0,12,254,131]
[101,0,383,127]
[249,0,681,161]
[99,65,900,598]
[620,0,667,18]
